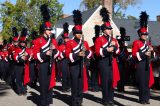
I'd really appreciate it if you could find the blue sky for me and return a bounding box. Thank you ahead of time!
[0,0,160,21]
[58,0,160,21]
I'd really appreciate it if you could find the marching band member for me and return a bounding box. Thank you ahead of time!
[132,11,154,104]
[65,10,92,106]
[95,7,120,106]
[34,4,59,106]
[58,22,71,92]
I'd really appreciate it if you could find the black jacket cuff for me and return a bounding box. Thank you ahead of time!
[40,51,49,61]
[103,48,109,56]
[73,53,80,61]
[139,51,146,60]
[18,57,25,63]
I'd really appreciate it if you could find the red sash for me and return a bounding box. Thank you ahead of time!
[112,58,120,88]
[83,65,88,92]
[149,64,154,88]
[49,63,56,90]
[24,61,30,85]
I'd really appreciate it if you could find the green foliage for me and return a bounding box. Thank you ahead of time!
[0,0,63,41]
[80,0,101,10]
[80,0,140,19]
[113,0,139,18]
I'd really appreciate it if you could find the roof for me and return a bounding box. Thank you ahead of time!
[55,6,99,28]
[55,6,100,41]
[113,19,160,46]
[55,6,160,46]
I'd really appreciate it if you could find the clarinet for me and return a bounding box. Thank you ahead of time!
[108,36,113,66]
[49,35,53,74]
[81,34,85,77]
[146,36,152,71]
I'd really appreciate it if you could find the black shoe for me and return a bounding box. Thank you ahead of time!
[30,83,37,88]
[117,88,125,93]
[109,101,114,106]
[66,88,71,92]
[17,93,23,96]
[103,102,110,106]
[77,102,83,106]
[61,89,67,93]
[146,101,150,104]
[140,101,147,105]
[103,103,110,106]
[22,90,27,95]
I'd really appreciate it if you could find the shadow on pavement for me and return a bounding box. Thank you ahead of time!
[120,90,139,96]
[83,93,125,106]
[27,91,40,106]
[115,92,139,104]
[0,82,11,96]
[150,95,160,101]
[83,93,102,104]
[53,90,71,106]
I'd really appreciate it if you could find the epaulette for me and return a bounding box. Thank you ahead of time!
[101,37,104,43]
[70,40,74,45]
[39,37,42,44]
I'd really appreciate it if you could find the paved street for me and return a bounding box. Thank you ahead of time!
[0,80,160,106]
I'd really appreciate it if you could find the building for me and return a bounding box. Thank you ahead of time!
[55,5,120,46]
[55,0,160,47]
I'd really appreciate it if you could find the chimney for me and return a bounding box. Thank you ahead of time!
[157,15,160,22]
[101,0,113,19]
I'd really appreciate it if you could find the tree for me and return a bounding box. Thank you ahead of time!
[80,0,140,19]
[0,0,63,40]
[113,0,139,18]
[80,0,100,11]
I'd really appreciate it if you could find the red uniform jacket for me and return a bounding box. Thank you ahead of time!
[58,44,66,59]
[132,40,154,88]
[65,38,92,92]
[1,50,9,62]
[34,35,59,89]
[7,44,17,60]
[0,50,3,60]
[13,47,32,85]
[95,35,120,88]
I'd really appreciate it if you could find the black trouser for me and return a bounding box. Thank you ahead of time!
[29,61,36,85]
[39,62,53,105]
[0,60,6,80]
[3,61,10,83]
[70,62,83,105]
[117,60,126,91]
[0,60,2,79]
[15,63,25,94]
[56,61,61,81]
[136,60,150,102]
[9,61,16,87]
[90,59,99,90]
[98,57,114,103]
[61,58,70,90]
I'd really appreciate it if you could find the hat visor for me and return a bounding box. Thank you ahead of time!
[102,26,112,31]
[105,26,112,30]
[63,37,69,39]
[140,32,149,35]
[73,31,82,35]
[20,40,26,43]
[13,40,19,42]
[45,28,53,30]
